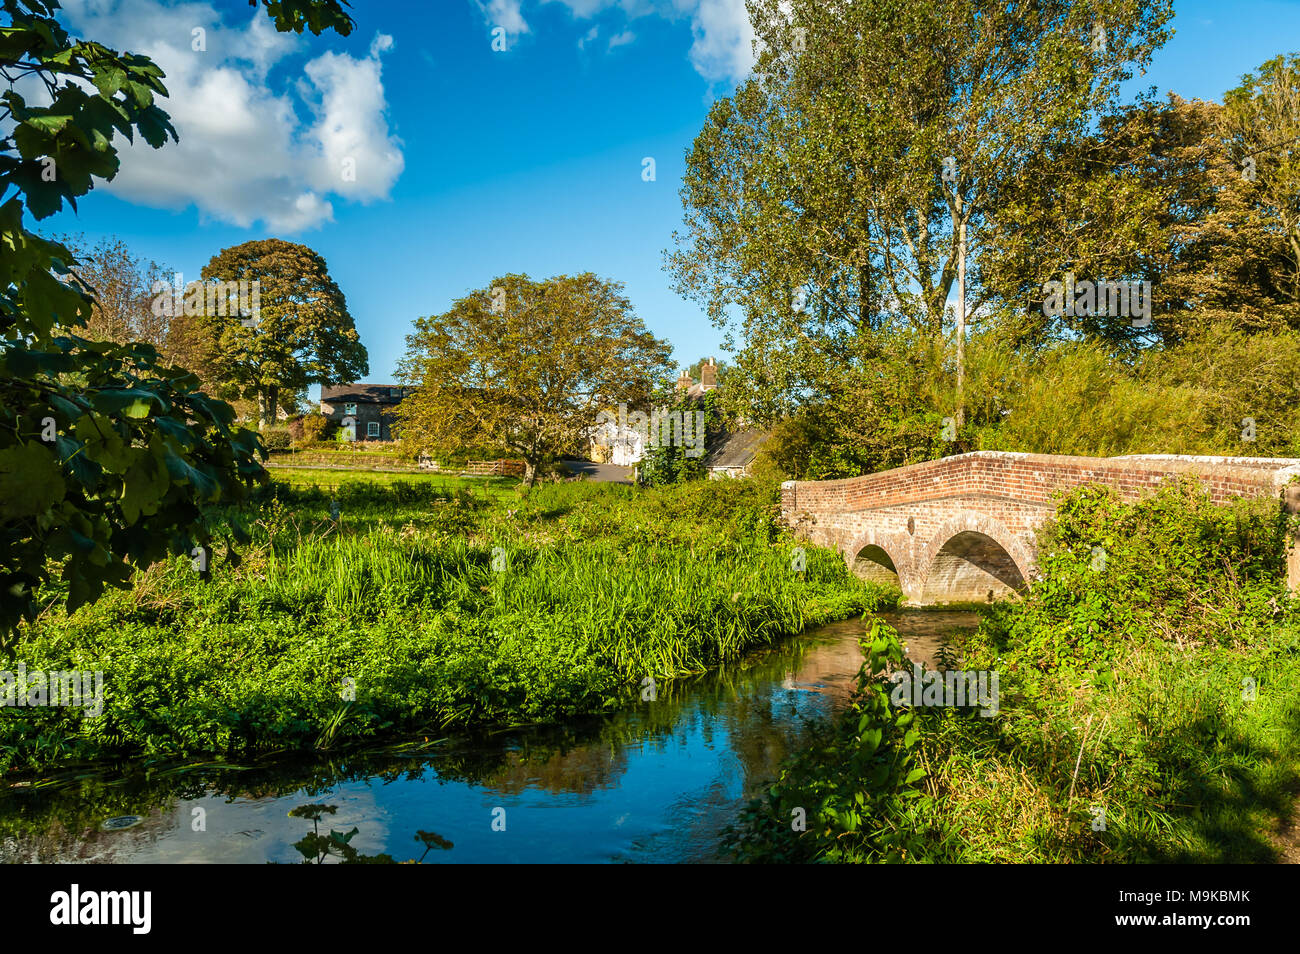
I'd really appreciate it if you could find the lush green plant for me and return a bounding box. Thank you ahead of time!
[261,425,293,452]
[0,0,354,636]
[0,477,892,771]
[638,389,723,486]
[725,478,1300,863]
[300,412,329,443]
[724,618,939,862]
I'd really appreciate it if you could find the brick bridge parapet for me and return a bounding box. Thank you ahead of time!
[781,451,1300,605]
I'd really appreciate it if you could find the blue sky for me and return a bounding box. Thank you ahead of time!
[43,0,1300,395]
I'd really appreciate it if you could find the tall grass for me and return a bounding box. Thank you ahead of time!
[0,476,892,772]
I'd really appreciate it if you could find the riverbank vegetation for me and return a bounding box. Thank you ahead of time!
[725,481,1300,862]
[0,478,892,774]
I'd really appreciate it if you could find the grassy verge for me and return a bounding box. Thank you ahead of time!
[0,476,892,773]
[725,480,1300,862]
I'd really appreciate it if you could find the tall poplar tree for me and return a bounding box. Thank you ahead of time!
[668,0,1172,427]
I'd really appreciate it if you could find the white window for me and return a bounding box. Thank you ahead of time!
[344,402,357,416]
[367,421,380,438]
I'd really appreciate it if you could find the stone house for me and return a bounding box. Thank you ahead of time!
[319,382,411,441]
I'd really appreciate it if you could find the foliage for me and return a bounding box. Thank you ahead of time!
[638,389,723,486]
[57,232,172,350]
[0,477,892,771]
[668,0,1172,425]
[724,618,938,862]
[0,0,360,633]
[260,425,292,452]
[991,480,1289,670]
[394,272,674,486]
[299,411,329,443]
[196,238,368,429]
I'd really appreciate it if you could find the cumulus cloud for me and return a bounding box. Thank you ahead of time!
[57,0,404,232]
[678,0,754,83]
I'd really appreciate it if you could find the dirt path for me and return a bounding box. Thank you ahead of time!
[1273,798,1300,863]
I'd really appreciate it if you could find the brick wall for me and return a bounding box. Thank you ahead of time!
[783,452,1300,516]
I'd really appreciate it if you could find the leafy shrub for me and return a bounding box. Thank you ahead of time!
[724,619,938,862]
[301,412,329,443]
[261,426,292,452]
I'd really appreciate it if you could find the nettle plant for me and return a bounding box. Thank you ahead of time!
[0,0,353,636]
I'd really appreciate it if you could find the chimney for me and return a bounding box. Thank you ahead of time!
[700,357,718,389]
[676,369,693,392]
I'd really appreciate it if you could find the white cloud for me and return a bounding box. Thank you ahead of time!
[541,0,755,83]
[578,25,599,49]
[606,28,636,51]
[57,0,403,232]
[474,0,530,38]
[677,0,753,83]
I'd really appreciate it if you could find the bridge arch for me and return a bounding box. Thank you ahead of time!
[917,512,1032,605]
[843,530,915,595]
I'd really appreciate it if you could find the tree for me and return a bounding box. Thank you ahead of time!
[0,0,353,635]
[668,0,1172,427]
[1222,54,1300,316]
[394,273,674,486]
[57,233,171,349]
[983,93,1300,349]
[197,238,368,429]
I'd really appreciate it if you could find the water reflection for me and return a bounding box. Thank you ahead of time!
[0,609,977,864]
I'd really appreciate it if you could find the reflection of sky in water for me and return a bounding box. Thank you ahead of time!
[1,610,976,864]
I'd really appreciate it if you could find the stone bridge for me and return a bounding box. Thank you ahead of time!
[780,452,1300,605]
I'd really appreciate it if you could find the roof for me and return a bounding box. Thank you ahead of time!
[320,383,409,405]
[706,427,770,470]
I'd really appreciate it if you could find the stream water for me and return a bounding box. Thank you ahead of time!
[0,609,978,864]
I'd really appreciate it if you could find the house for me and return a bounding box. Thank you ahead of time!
[319,382,411,441]
[705,426,769,479]
[589,360,721,465]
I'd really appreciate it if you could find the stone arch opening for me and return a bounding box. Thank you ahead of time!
[919,530,1026,604]
[851,544,901,588]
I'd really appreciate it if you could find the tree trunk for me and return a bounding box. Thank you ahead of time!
[259,385,279,431]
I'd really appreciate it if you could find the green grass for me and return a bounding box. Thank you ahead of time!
[0,474,893,772]
[264,465,511,493]
[725,481,1300,863]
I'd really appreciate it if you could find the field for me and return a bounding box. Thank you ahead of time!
[0,473,893,773]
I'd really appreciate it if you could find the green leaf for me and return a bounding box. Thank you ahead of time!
[0,442,66,519]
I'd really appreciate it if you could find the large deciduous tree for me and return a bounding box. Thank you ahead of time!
[394,273,674,486]
[669,0,1172,427]
[0,0,353,636]
[198,238,368,429]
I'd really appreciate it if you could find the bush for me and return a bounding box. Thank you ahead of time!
[301,412,329,443]
[261,426,292,452]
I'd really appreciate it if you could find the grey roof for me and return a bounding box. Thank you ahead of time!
[706,427,770,469]
[320,383,409,405]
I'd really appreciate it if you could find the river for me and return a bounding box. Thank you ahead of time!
[0,609,978,864]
